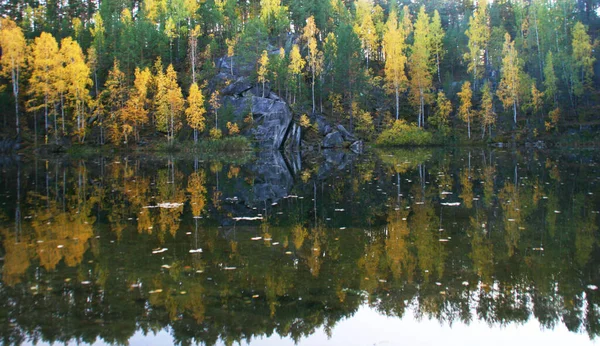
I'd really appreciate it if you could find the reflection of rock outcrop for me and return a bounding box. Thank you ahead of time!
[317,150,355,180]
[249,151,294,204]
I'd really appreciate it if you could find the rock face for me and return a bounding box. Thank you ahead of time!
[220,76,295,150]
[337,125,356,142]
[250,96,293,149]
[322,131,344,148]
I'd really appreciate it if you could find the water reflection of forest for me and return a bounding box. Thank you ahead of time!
[0,149,599,345]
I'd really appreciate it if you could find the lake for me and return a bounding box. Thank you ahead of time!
[0,148,598,345]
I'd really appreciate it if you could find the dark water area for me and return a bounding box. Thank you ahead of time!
[0,148,599,345]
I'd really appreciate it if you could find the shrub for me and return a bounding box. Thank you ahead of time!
[210,128,223,139]
[227,122,240,135]
[375,119,433,146]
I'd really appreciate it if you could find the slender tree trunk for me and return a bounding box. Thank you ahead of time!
[395,87,399,121]
[513,99,517,124]
[12,66,19,135]
[312,69,316,114]
[468,115,471,139]
[44,96,48,139]
[437,53,441,84]
[533,10,543,81]
[60,94,65,136]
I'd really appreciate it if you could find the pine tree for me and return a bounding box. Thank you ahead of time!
[102,59,128,144]
[431,91,452,135]
[543,51,557,106]
[0,19,27,135]
[458,81,473,139]
[186,82,206,143]
[571,22,595,100]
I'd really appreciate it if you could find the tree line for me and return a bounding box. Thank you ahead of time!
[0,0,598,145]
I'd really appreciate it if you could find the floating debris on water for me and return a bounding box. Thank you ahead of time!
[143,202,184,209]
[441,202,461,206]
[233,216,263,221]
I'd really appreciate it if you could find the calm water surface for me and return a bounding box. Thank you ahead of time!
[0,148,599,345]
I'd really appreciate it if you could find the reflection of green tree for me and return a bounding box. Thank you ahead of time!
[468,217,494,283]
[385,207,415,281]
[411,187,446,282]
[2,151,600,345]
[573,194,597,267]
[499,179,522,257]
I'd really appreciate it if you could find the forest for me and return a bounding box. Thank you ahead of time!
[0,0,599,147]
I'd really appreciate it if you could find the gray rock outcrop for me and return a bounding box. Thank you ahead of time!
[322,131,344,148]
[220,76,294,150]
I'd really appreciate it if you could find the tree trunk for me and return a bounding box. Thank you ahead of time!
[395,87,399,121]
[12,67,19,135]
[311,69,316,114]
[437,53,441,84]
[468,116,471,139]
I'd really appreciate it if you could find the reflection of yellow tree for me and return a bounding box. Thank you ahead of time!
[187,171,207,217]
[482,166,496,208]
[499,181,522,257]
[307,227,324,277]
[459,169,473,209]
[468,217,494,283]
[1,228,31,286]
[411,191,446,282]
[31,203,94,271]
[385,208,415,281]
[265,273,289,317]
[358,241,383,293]
[156,168,185,240]
[574,195,597,267]
[292,224,308,250]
